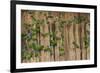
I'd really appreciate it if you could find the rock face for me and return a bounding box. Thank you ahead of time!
[21,10,90,63]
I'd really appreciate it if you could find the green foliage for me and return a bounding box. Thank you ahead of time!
[35,52,39,57]
[22,11,90,62]
[32,28,40,33]
[32,17,37,25]
[32,16,44,26]
[44,47,51,52]
[73,16,86,24]
[21,33,32,41]
[83,36,90,49]
[32,43,44,52]
[59,48,65,56]
[61,20,66,24]
[21,33,27,40]
[50,40,57,47]
[22,49,32,60]
[50,32,56,38]
[66,19,73,25]
[73,41,79,48]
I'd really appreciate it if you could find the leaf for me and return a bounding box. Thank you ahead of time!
[29,44,33,49]
[32,43,36,50]
[22,50,32,60]
[32,17,37,25]
[21,33,27,40]
[35,52,39,57]
[50,40,57,47]
[73,41,79,48]
[32,43,44,52]
[73,16,86,24]
[83,36,90,49]
[37,45,44,51]
[44,47,51,52]
[32,28,40,33]
[32,35,37,40]
[59,48,64,51]
[59,48,65,56]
